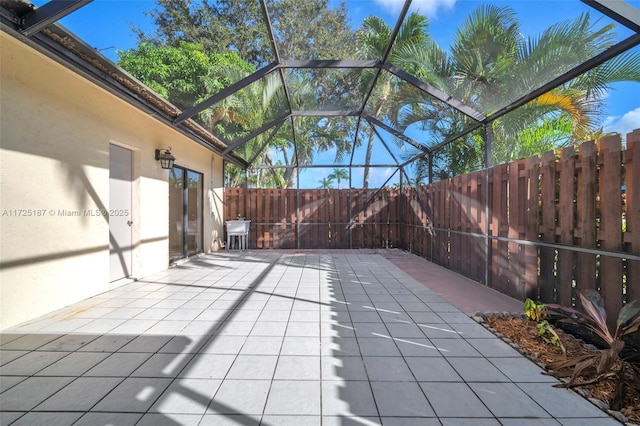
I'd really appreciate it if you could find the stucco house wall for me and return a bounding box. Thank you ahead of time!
[0,32,224,329]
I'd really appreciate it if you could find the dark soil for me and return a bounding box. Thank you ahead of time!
[484,314,640,424]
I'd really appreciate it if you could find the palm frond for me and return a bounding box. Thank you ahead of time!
[573,51,640,98]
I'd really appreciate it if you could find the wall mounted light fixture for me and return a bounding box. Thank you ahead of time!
[155,147,176,169]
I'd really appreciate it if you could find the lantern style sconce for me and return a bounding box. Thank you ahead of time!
[155,147,176,169]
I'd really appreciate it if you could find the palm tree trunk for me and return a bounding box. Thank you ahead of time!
[278,146,298,189]
[363,131,374,189]
[363,96,387,188]
[286,167,298,189]
[263,153,286,188]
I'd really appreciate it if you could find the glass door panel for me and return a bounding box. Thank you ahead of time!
[169,166,203,261]
[169,167,185,260]
[187,170,203,254]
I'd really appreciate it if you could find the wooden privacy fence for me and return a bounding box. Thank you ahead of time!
[223,188,401,250]
[404,130,639,318]
[224,129,640,318]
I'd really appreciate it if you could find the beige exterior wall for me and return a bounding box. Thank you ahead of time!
[0,33,224,330]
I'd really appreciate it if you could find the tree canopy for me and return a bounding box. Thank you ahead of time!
[118,1,640,187]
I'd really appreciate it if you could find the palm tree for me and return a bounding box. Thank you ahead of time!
[201,68,291,187]
[210,67,359,188]
[328,168,348,189]
[393,5,640,176]
[356,13,430,188]
[318,177,334,189]
[283,75,356,187]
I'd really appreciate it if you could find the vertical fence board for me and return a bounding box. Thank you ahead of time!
[499,164,509,294]
[273,189,281,249]
[287,189,297,248]
[460,174,470,277]
[576,142,597,293]
[463,172,478,281]
[626,130,640,302]
[278,189,286,248]
[369,189,376,247]
[599,135,623,323]
[371,190,379,247]
[437,181,448,265]
[389,189,398,247]
[321,189,329,248]
[467,173,477,279]
[413,187,422,256]
[364,190,371,248]
[489,167,498,288]
[409,186,424,255]
[524,157,540,298]
[355,189,364,248]
[317,190,324,249]
[448,179,454,268]
[450,175,461,272]
[314,190,321,248]
[508,160,522,299]
[557,147,576,306]
[428,185,434,259]
[475,171,487,283]
[491,164,509,293]
[438,182,444,262]
[329,189,335,248]
[300,190,310,248]
[423,185,432,258]
[249,189,258,248]
[540,151,557,302]
[350,190,361,248]
[460,174,468,275]
[339,189,350,248]
[256,189,264,248]
[228,188,239,222]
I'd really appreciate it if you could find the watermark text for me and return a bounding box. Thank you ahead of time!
[2,209,129,217]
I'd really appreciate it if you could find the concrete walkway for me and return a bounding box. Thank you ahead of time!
[0,251,616,425]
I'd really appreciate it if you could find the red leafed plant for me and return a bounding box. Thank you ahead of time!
[543,290,640,410]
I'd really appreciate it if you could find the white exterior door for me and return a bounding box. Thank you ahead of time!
[109,144,133,281]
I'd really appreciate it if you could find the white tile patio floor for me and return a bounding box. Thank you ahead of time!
[0,252,618,425]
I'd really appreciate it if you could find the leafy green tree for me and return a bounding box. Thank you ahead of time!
[134,0,357,188]
[133,0,267,64]
[117,41,254,109]
[136,0,354,66]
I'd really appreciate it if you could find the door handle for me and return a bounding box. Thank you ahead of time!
[127,220,133,226]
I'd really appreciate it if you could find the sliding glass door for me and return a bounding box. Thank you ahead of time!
[169,166,203,261]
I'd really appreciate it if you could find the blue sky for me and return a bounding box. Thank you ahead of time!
[34,0,639,187]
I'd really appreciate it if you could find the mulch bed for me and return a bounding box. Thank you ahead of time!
[479,314,640,424]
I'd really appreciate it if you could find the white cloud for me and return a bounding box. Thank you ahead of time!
[602,115,618,129]
[603,107,640,137]
[369,167,397,187]
[373,0,457,18]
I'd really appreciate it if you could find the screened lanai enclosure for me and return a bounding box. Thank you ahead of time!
[2,0,639,316]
